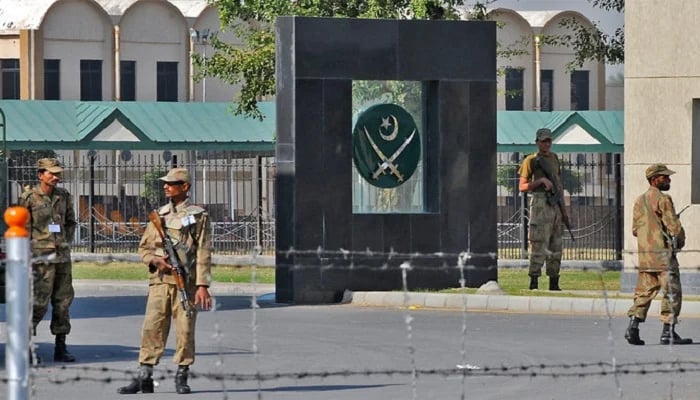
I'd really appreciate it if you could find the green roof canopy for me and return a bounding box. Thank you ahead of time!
[497,110,623,153]
[0,100,276,151]
[0,101,622,153]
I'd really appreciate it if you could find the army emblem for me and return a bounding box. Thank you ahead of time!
[352,103,421,189]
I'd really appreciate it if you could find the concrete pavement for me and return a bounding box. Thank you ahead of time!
[72,279,700,318]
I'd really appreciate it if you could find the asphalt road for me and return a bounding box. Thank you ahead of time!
[3,283,700,400]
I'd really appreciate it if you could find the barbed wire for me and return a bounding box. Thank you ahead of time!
[9,359,700,387]
[6,246,700,398]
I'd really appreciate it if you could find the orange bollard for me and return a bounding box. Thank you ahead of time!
[4,206,29,238]
[4,205,31,400]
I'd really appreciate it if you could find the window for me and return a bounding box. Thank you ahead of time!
[80,59,102,100]
[1,59,20,99]
[120,60,136,101]
[540,70,553,111]
[571,70,589,110]
[44,59,60,100]
[156,62,178,102]
[505,68,523,111]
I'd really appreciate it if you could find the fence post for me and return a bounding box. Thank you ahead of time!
[256,155,263,249]
[1,108,7,235]
[5,206,31,400]
[614,153,623,259]
[520,191,528,259]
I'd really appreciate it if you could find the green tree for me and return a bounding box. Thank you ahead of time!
[554,0,624,70]
[141,169,169,211]
[199,0,479,120]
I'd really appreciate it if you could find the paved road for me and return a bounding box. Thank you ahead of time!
[3,281,700,399]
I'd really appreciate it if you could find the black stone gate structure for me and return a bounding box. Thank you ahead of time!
[275,16,497,303]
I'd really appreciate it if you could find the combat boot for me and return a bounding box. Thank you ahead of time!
[54,334,76,362]
[624,317,645,345]
[175,365,191,394]
[660,324,693,345]
[529,276,538,290]
[117,364,154,394]
[549,276,561,291]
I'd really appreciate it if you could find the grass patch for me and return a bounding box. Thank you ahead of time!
[440,268,622,298]
[73,263,622,297]
[72,261,275,284]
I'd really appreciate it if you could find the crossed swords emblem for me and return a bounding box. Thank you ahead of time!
[363,126,417,182]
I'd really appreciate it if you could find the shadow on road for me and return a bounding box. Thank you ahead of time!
[1,293,284,322]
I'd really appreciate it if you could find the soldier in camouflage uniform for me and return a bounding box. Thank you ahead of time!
[118,167,212,395]
[518,128,569,291]
[624,163,692,346]
[19,158,77,363]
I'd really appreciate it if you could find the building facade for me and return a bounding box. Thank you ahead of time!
[0,1,613,110]
[0,0,239,102]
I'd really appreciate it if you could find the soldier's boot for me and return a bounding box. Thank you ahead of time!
[529,276,538,290]
[117,364,154,394]
[660,324,693,345]
[175,365,191,394]
[549,276,561,291]
[624,317,645,345]
[54,334,76,362]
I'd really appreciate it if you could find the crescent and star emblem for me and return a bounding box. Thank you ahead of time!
[352,104,421,189]
[379,115,399,141]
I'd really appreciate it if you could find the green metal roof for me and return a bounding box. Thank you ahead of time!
[0,100,622,153]
[0,100,276,151]
[496,110,623,153]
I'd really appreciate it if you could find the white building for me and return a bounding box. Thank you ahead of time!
[0,0,239,102]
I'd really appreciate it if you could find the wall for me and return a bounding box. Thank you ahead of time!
[624,0,700,289]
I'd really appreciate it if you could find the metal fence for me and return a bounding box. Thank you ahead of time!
[4,150,624,260]
[496,152,623,260]
[6,150,275,255]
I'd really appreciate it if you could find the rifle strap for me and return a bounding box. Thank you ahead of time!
[642,191,670,242]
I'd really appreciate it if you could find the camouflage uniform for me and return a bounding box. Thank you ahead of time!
[627,185,685,324]
[519,152,563,278]
[137,199,211,366]
[19,184,76,335]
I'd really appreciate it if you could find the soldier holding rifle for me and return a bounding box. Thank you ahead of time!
[118,167,212,395]
[624,164,692,346]
[518,128,571,291]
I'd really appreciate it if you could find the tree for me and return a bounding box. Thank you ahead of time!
[199,0,477,120]
[554,0,624,70]
[140,169,169,212]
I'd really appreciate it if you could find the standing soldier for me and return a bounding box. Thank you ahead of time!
[19,158,77,362]
[118,167,212,395]
[625,164,692,346]
[518,128,569,291]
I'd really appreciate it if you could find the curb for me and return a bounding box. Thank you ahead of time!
[350,291,700,318]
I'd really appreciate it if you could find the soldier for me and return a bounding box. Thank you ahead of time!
[625,164,692,346]
[118,167,213,394]
[19,158,77,362]
[518,128,569,291]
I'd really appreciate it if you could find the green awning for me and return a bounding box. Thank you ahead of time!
[0,100,622,153]
[497,110,623,153]
[0,100,276,151]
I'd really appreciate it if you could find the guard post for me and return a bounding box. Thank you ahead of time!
[5,206,31,400]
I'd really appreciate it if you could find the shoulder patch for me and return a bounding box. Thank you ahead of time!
[185,205,206,215]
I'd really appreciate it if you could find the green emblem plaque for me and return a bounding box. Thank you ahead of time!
[352,103,421,189]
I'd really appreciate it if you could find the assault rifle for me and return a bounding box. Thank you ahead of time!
[535,156,575,241]
[668,204,690,257]
[148,210,194,318]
